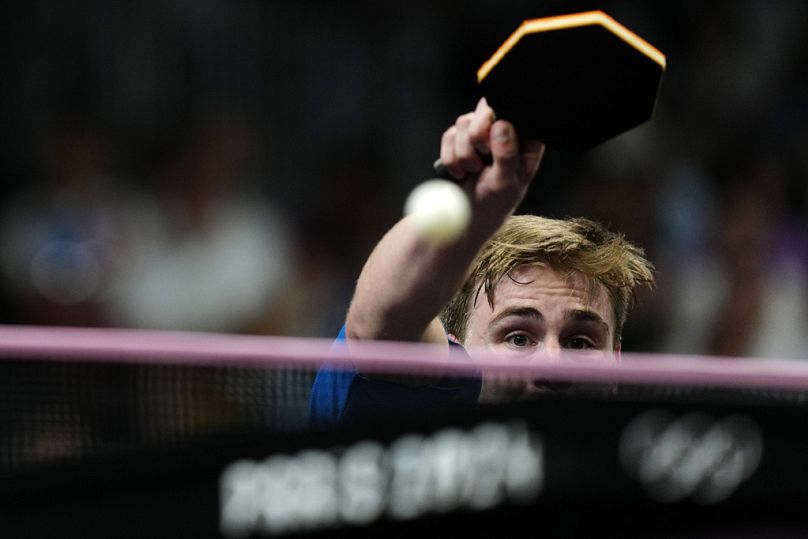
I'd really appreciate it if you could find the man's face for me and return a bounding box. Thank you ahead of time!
[463,263,618,400]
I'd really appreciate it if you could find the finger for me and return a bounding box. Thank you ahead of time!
[439,126,465,179]
[468,97,496,156]
[454,113,484,174]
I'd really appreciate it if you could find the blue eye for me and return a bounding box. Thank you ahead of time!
[505,333,534,348]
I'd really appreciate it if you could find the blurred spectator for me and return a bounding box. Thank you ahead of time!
[712,156,808,359]
[254,146,394,337]
[0,120,139,326]
[1,1,807,356]
[0,111,298,335]
[662,149,808,359]
[105,112,296,333]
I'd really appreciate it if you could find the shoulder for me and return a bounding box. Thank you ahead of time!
[308,327,480,427]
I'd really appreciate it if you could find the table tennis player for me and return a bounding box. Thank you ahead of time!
[309,98,655,425]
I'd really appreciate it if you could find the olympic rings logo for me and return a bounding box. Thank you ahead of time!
[619,410,763,504]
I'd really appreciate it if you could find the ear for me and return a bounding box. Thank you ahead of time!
[422,318,451,349]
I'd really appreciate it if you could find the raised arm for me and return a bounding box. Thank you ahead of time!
[345,99,545,345]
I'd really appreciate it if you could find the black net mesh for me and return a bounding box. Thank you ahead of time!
[3,332,808,538]
[0,358,315,475]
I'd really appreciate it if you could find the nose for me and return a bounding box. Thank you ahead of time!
[531,338,562,364]
[530,338,573,393]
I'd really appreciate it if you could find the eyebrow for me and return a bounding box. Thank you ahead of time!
[566,309,610,332]
[489,306,543,325]
[490,307,610,331]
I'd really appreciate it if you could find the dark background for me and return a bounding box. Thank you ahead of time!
[1,0,806,358]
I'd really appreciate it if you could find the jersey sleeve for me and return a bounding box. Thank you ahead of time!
[308,327,481,428]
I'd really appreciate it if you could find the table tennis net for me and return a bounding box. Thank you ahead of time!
[0,359,314,473]
[3,325,808,476]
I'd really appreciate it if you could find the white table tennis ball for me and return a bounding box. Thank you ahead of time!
[404,179,471,245]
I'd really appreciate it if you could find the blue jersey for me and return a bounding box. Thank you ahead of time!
[308,327,481,427]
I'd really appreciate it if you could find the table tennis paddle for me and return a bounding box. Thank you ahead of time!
[434,10,666,176]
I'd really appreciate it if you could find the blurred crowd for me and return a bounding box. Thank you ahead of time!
[1,1,806,359]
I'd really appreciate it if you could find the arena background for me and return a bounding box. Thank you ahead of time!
[1,0,806,359]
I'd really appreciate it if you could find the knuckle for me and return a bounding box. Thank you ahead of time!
[467,119,485,138]
[455,113,473,128]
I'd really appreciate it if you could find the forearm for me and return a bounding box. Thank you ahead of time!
[344,99,544,344]
[346,210,506,343]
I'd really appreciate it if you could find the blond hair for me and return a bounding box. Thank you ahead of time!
[441,215,654,343]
